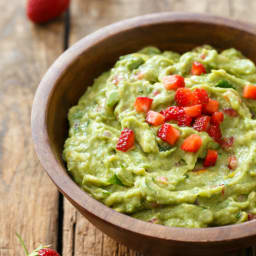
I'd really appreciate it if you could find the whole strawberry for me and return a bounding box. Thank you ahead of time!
[16,233,60,256]
[27,0,70,24]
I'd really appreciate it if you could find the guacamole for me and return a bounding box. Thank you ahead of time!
[63,45,256,228]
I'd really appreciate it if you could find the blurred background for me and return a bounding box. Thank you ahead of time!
[1,0,256,255]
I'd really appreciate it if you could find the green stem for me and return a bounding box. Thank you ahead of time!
[16,233,29,256]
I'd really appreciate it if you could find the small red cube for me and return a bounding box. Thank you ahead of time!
[146,111,165,126]
[157,123,180,145]
[193,116,211,132]
[116,128,135,152]
[193,88,209,104]
[191,62,206,76]
[204,149,218,167]
[203,99,219,114]
[211,112,224,125]
[134,97,153,113]
[243,85,256,99]
[207,124,222,143]
[184,104,202,118]
[175,88,198,107]
[181,134,202,153]
[162,75,185,90]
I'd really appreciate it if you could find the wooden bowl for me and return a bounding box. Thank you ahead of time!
[31,13,256,255]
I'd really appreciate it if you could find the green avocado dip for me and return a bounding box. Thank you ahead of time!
[63,45,256,228]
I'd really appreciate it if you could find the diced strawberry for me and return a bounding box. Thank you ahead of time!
[184,104,202,118]
[175,88,198,107]
[116,128,135,152]
[228,155,238,170]
[177,112,193,127]
[223,108,238,117]
[221,137,234,150]
[162,106,183,121]
[146,111,165,126]
[193,88,209,104]
[161,106,192,126]
[157,123,180,145]
[191,61,206,76]
[243,85,256,99]
[204,149,218,167]
[203,99,219,114]
[134,97,153,113]
[162,75,185,90]
[193,116,211,132]
[211,112,224,125]
[208,124,222,142]
[181,134,202,153]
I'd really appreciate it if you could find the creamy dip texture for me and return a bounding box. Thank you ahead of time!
[63,45,256,227]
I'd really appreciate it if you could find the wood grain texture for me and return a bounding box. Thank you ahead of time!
[60,1,256,255]
[0,1,63,255]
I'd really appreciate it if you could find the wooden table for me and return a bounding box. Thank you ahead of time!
[1,0,256,255]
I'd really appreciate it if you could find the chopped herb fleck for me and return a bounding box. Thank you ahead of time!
[216,80,235,89]
[158,144,171,152]
[109,174,124,186]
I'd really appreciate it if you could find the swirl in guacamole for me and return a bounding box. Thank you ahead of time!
[63,45,256,227]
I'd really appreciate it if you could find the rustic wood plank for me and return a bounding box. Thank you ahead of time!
[63,0,255,255]
[0,1,64,255]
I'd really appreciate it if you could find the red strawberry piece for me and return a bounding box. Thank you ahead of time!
[157,123,180,145]
[228,155,238,170]
[146,111,165,126]
[211,112,224,125]
[27,0,70,24]
[207,124,222,143]
[175,88,198,107]
[243,85,256,99]
[161,106,192,126]
[177,112,193,127]
[193,88,209,104]
[162,75,185,90]
[221,137,234,150]
[116,128,135,152]
[223,108,238,117]
[203,149,218,167]
[193,116,211,132]
[162,106,183,121]
[38,248,60,256]
[191,61,207,75]
[134,97,153,113]
[203,98,219,114]
[181,134,202,152]
[184,104,202,118]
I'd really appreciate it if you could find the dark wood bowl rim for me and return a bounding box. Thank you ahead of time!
[31,12,256,243]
